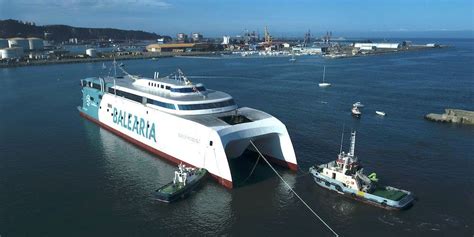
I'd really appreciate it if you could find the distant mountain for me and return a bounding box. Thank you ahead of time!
[0,19,170,41]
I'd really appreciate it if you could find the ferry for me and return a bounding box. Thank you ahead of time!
[78,66,297,188]
[309,131,414,210]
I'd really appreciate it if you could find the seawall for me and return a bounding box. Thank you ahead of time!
[425,109,474,125]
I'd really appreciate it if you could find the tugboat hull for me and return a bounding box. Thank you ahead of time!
[309,167,414,210]
[155,169,208,203]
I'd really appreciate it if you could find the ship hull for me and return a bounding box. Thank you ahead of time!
[79,108,234,188]
[309,167,414,210]
[79,87,297,189]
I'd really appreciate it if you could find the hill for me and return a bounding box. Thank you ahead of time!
[0,19,169,41]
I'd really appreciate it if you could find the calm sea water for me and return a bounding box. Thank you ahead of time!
[1,39,473,236]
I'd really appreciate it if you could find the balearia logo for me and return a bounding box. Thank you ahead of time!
[112,108,156,142]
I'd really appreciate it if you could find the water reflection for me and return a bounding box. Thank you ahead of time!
[83,121,235,234]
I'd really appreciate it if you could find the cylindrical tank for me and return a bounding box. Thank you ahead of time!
[1,47,23,59]
[0,38,8,49]
[8,37,29,50]
[28,37,44,50]
[86,48,97,57]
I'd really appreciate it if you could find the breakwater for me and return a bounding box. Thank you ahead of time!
[425,108,474,125]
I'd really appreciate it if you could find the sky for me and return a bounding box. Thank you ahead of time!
[0,0,473,38]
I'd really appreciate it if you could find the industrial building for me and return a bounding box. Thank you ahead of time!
[86,48,97,57]
[192,33,203,42]
[353,43,401,50]
[157,37,171,44]
[176,33,188,43]
[146,43,212,53]
[222,36,231,45]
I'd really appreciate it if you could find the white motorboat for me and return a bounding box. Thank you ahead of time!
[352,106,361,116]
[376,111,386,116]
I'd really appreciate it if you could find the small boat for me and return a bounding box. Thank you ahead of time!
[309,131,415,210]
[318,66,331,87]
[289,53,296,62]
[154,164,208,203]
[352,106,361,117]
[353,102,364,108]
[376,111,386,116]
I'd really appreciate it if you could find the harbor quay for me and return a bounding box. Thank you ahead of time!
[0,51,229,68]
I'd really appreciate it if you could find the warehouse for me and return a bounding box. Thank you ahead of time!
[353,43,401,49]
[146,43,212,53]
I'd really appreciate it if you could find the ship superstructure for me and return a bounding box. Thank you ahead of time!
[78,67,297,188]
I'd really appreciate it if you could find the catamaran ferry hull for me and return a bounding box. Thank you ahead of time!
[79,84,297,189]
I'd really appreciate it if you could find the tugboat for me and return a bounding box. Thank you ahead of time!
[309,131,414,210]
[155,164,208,203]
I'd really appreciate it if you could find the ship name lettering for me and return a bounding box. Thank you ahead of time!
[112,107,156,142]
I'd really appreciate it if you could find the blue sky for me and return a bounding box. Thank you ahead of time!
[1,0,473,37]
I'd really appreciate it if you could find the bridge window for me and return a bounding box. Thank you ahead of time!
[177,99,235,111]
[147,99,176,110]
[108,88,142,103]
[171,86,206,93]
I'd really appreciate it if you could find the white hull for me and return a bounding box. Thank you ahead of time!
[91,93,297,188]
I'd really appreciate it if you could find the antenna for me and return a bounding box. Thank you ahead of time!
[339,124,345,154]
[349,130,356,156]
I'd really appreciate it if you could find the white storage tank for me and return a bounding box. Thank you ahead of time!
[8,37,29,50]
[1,47,23,59]
[86,48,97,57]
[0,38,8,49]
[28,37,44,50]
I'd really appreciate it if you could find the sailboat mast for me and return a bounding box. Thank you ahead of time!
[323,66,326,83]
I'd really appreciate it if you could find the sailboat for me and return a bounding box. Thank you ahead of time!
[318,66,331,87]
